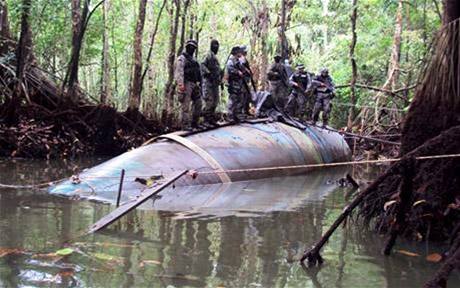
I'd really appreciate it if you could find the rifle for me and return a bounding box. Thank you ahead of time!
[246,66,257,92]
[280,68,289,88]
[240,59,256,92]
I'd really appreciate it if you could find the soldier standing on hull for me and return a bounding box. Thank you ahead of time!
[175,39,202,131]
[201,39,222,126]
[239,45,254,117]
[284,64,312,120]
[267,55,289,110]
[226,46,245,122]
[312,68,335,127]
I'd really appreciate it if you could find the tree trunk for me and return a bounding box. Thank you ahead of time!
[388,0,403,90]
[163,0,181,122]
[347,0,358,129]
[259,1,269,90]
[0,0,11,56]
[177,0,190,56]
[15,0,33,82]
[4,0,32,124]
[142,0,166,116]
[100,0,111,104]
[70,0,81,83]
[400,0,459,153]
[442,0,460,24]
[277,0,289,59]
[371,0,403,125]
[188,5,196,40]
[141,0,166,90]
[111,8,118,97]
[63,0,90,103]
[128,0,148,110]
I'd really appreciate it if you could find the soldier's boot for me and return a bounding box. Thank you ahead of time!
[312,101,321,125]
[312,113,319,125]
[322,98,331,127]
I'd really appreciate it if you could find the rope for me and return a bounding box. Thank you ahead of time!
[195,153,460,175]
[0,177,67,189]
[64,153,460,178]
[2,154,459,187]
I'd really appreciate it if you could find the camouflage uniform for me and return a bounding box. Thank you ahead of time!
[201,50,221,123]
[312,72,335,126]
[285,70,312,120]
[267,61,289,109]
[226,54,244,122]
[175,50,202,129]
[239,56,253,115]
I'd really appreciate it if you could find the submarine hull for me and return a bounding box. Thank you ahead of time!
[50,121,351,200]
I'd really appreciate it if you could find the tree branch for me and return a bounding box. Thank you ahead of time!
[336,82,418,96]
[140,0,167,89]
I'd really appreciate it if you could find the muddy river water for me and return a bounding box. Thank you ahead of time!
[0,158,459,287]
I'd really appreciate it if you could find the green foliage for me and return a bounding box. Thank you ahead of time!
[5,0,441,125]
[55,247,74,256]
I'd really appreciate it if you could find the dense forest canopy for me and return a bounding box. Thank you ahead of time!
[1,0,442,126]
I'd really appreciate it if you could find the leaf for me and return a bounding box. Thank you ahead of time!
[426,253,442,263]
[413,200,427,207]
[384,200,397,211]
[396,250,420,257]
[55,248,74,256]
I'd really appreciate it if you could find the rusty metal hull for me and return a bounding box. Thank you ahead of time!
[50,122,351,199]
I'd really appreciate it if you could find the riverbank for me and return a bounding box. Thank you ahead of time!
[0,104,164,158]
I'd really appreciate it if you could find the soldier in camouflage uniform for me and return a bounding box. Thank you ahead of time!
[201,39,222,126]
[312,68,335,127]
[239,45,254,116]
[226,46,245,122]
[175,39,202,130]
[267,55,289,110]
[285,64,312,120]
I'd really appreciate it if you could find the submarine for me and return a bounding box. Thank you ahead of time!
[49,120,351,205]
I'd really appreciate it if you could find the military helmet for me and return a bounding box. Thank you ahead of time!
[274,55,282,61]
[320,67,329,74]
[240,45,248,53]
[185,39,198,48]
[231,46,241,55]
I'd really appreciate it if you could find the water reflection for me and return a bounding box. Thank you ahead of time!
[1,159,460,287]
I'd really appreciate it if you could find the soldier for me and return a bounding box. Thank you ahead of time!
[175,39,202,130]
[267,55,289,109]
[312,68,335,127]
[226,46,245,122]
[239,45,255,116]
[201,39,222,126]
[284,64,312,120]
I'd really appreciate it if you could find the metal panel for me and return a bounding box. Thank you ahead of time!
[49,122,351,199]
